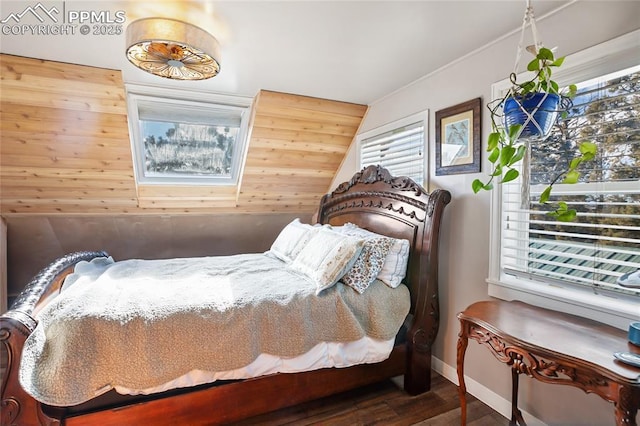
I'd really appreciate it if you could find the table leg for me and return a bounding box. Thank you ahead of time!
[510,368,527,426]
[457,322,469,426]
[615,385,638,426]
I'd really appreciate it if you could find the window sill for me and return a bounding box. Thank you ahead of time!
[488,277,640,331]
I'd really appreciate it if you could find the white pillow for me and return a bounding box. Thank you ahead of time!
[336,223,410,288]
[269,219,317,263]
[341,237,393,294]
[290,228,365,295]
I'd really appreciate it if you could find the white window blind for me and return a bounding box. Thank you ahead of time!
[360,120,425,182]
[138,101,243,127]
[500,65,640,299]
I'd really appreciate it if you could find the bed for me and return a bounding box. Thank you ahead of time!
[0,165,451,426]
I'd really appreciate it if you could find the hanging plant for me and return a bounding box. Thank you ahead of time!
[472,2,597,222]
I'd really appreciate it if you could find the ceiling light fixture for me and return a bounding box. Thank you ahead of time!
[126,18,221,80]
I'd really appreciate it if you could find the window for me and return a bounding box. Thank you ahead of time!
[489,31,640,327]
[357,111,427,184]
[126,85,252,185]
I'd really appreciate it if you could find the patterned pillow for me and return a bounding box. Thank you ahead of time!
[341,237,394,294]
[290,228,365,295]
[336,223,410,288]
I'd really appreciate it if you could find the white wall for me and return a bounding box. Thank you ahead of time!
[1,217,6,313]
[334,2,640,424]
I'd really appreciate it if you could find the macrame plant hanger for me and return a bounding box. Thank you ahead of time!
[509,0,550,210]
[509,0,552,140]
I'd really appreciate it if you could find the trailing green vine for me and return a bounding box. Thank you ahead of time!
[472,46,597,222]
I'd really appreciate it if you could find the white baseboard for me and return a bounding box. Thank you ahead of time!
[432,356,547,426]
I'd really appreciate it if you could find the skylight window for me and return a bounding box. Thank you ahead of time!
[126,86,252,185]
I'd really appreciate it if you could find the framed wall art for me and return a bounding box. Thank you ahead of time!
[435,97,481,175]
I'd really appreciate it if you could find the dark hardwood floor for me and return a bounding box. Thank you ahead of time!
[236,373,509,426]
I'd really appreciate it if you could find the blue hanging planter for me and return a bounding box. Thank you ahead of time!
[503,92,560,140]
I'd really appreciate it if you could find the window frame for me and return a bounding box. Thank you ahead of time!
[125,84,253,186]
[488,30,640,329]
[356,110,429,187]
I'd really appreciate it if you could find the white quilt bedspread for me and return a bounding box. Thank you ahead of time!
[19,253,410,406]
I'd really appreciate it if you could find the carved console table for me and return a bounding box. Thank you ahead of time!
[457,300,640,426]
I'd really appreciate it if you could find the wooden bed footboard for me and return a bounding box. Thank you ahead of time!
[1,251,109,426]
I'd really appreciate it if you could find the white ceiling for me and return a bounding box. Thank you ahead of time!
[0,0,569,105]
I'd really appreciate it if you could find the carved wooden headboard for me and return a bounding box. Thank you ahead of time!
[317,165,451,350]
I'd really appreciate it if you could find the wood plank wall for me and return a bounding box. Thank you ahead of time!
[0,55,367,216]
[1,55,138,214]
[238,90,367,212]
